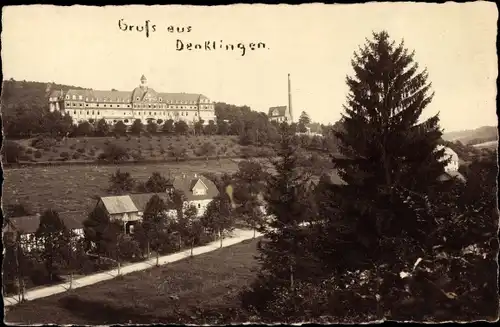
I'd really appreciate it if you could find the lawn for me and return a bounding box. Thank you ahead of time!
[2,159,240,215]
[4,238,261,325]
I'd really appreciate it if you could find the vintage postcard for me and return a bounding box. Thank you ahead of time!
[1,3,498,324]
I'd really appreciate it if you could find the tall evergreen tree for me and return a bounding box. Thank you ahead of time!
[317,31,449,319]
[241,124,319,318]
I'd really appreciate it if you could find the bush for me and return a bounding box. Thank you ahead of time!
[77,148,85,153]
[34,151,42,158]
[60,151,70,159]
[31,136,58,150]
[69,144,76,150]
[72,152,81,159]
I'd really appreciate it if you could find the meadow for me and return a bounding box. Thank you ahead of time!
[4,238,260,325]
[2,159,241,215]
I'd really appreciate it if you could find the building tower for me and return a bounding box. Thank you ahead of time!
[140,74,148,89]
[288,73,293,122]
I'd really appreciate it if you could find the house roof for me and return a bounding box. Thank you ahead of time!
[173,174,219,201]
[62,88,210,104]
[3,213,87,235]
[129,193,173,212]
[268,106,288,117]
[3,216,41,234]
[100,195,138,214]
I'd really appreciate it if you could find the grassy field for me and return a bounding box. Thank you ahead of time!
[4,238,261,325]
[2,159,241,215]
[14,135,250,163]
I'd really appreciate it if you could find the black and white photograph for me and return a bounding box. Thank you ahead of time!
[1,3,498,324]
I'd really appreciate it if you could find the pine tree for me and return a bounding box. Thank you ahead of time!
[318,31,450,319]
[241,124,319,318]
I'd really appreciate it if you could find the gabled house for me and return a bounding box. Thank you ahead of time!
[171,173,220,217]
[3,213,86,252]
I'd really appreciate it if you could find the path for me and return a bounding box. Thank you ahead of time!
[4,228,262,308]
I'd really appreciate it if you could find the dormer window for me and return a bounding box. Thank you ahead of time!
[79,95,83,100]
[66,95,69,100]
[72,95,76,100]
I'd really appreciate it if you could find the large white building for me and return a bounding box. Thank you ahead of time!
[48,75,216,126]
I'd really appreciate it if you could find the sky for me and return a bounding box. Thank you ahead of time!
[1,3,498,133]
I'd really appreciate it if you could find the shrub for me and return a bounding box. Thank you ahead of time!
[31,136,58,149]
[77,148,85,153]
[60,151,70,159]
[69,144,76,150]
[34,151,42,158]
[72,152,81,159]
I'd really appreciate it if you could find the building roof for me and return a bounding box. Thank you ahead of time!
[99,195,138,214]
[129,193,173,212]
[3,216,41,234]
[268,106,288,117]
[3,213,87,235]
[62,88,210,104]
[173,173,219,201]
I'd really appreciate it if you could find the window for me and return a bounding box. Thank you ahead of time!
[85,97,88,101]
[148,104,152,108]
[97,104,100,107]
[72,103,76,106]
[153,105,156,109]
[86,104,89,107]
[73,110,76,114]
[86,111,89,115]
[136,97,140,101]
[66,95,69,100]
[159,98,162,102]
[92,110,95,115]
[195,112,198,116]
[149,112,152,115]
[72,95,76,100]
[154,112,156,115]
[198,203,201,208]
[97,111,100,115]
[104,104,107,107]
[79,95,83,100]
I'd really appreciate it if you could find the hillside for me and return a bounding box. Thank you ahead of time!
[1,79,86,114]
[442,125,498,145]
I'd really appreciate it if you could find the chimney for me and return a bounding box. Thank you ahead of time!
[288,73,293,123]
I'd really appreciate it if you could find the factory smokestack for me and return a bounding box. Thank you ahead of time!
[288,73,293,123]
